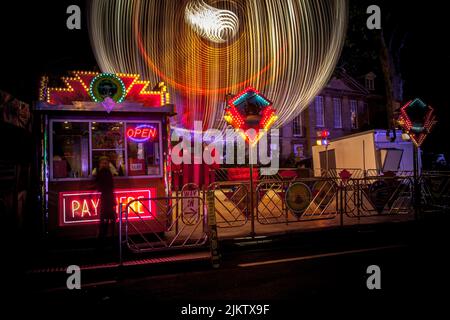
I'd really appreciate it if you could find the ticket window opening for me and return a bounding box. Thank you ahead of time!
[51,120,162,180]
[52,122,89,179]
[127,124,161,176]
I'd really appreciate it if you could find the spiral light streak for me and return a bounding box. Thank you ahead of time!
[88,0,348,131]
[185,0,239,44]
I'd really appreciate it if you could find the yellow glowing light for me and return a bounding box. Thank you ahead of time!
[264,115,278,131]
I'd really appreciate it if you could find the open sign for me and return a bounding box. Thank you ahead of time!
[126,124,157,142]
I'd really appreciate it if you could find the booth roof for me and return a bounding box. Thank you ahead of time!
[34,101,175,115]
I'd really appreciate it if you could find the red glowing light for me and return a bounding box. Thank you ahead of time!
[398,99,437,147]
[59,188,157,226]
[126,124,158,142]
[224,86,277,143]
[320,129,330,138]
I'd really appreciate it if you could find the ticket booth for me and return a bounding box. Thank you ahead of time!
[35,71,174,238]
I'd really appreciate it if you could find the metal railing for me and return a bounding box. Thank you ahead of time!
[115,170,450,261]
[207,181,249,228]
[119,195,208,257]
[420,172,450,213]
[255,178,339,224]
[343,176,414,217]
[203,173,428,234]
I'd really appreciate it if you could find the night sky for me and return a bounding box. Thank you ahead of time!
[0,0,448,155]
[0,0,96,101]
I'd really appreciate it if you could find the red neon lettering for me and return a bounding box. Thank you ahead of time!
[137,196,145,214]
[118,196,127,205]
[91,198,100,216]
[127,196,136,214]
[81,200,91,217]
[149,128,157,138]
[135,128,142,136]
[128,196,145,215]
[141,128,149,138]
[71,200,80,218]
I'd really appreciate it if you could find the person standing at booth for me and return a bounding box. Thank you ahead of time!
[94,156,116,250]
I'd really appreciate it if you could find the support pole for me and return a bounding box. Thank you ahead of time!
[119,204,123,266]
[339,181,344,227]
[249,143,255,237]
[207,190,220,268]
[413,144,420,220]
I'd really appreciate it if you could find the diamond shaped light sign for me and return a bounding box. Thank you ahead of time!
[397,98,437,147]
[224,86,277,144]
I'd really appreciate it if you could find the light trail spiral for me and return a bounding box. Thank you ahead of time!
[88,0,348,131]
[185,0,239,44]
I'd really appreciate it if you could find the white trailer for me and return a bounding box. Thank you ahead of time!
[312,129,420,176]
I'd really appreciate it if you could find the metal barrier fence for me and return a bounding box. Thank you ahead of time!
[117,170,449,258]
[420,172,450,213]
[207,181,249,227]
[208,174,427,236]
[343,176,414,217]
[255,178,339,224]
[119,195,208,255]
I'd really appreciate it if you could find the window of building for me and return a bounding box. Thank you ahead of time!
[315,96,324,127]
[365,78,375,91]
[293,144,304,159]
[350,99,358,129]
[51,120,162,180]
[333,97,342,128]
[292,114,303,136]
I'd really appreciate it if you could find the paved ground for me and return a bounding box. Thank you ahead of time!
[4,215,448,316]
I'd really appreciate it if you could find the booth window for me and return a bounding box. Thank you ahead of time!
[126,123,161,176]
[52,122,90,179]
[51,120,161,180]
[91,122,125,176]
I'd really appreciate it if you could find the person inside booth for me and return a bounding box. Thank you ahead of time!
[92,156,119,176]
[94,156,116,250]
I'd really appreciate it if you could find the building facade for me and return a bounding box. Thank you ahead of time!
[0,90,33,231]
[280,69,382,166]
